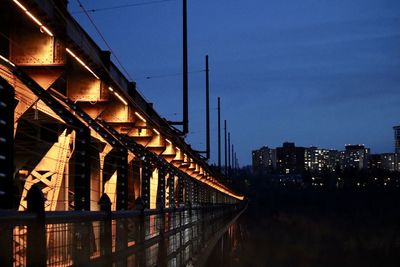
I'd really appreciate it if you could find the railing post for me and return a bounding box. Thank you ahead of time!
[116,148,128,265]
[26,184,46,267]
[156,211,167,267]
[0,222,13,267]
[134,197,146,267]
[99,194,112,264]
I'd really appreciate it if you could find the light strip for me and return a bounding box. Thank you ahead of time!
[41,26,53,37]
[13,0,53,37]
[0,55,16,67]
[25,10,42,26]
[66,48,100,79]
[114,92,128,106]
[175,147,181,151]
[153,128,160,135]
[134,112,146,123]
[165,139,172,144]
[108,87,128,105]
[13,0,27,11]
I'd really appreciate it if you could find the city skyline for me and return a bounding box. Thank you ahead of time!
[69,0,400,166]
[252,141,400,174]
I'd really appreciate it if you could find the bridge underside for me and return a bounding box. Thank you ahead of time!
[0,0,243,213]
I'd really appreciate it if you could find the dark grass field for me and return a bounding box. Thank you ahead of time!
[207,189,400,267]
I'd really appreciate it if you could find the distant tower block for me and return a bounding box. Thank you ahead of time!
[393,126,400,153]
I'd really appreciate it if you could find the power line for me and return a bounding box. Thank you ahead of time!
[75,0,134,82]
[137,69,205,80]
[72,0,177,14]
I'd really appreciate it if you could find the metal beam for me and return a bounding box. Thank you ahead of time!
[168,171,175,208]
[157,166,166,209]
[0,78,14,209]
[141,161,152,209]
[116,147,128,210]
[74,127,91,211]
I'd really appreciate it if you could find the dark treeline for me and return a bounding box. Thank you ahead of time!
[229,166,400,196]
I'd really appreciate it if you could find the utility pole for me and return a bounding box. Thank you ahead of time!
[228,132,231,177]
[169,0,189,135]
[182,0,188,135]
[205,55,210,159]
[234,152,237,178]
[231,144,234,178]
[217,97,221,171]
[182,0,189,134]
[224,120,227,176]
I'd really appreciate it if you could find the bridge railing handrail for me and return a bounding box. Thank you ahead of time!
[0,203,241,225]
[0,202,246,267]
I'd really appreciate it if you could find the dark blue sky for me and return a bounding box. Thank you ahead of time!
[70,0,400,165]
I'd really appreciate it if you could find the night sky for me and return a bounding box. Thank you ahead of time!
[69,0,400,166]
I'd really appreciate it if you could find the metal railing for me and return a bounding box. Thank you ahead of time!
[0,187,245,267]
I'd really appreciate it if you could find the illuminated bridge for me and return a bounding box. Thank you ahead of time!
[0,0,245,266]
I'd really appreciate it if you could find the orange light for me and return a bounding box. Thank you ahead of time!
[13,0,53,37]
[114,92,128,106]
[134,112,146,123]
[66,48,100,79]
[108,87,128,105]
[13,0,27,11]
[153,128,160,135]
[0,55,15,67]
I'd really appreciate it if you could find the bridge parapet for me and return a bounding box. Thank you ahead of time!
[0,188,246,267]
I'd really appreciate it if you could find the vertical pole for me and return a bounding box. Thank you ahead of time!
[142,161,151,209]
[228,133,231,177]
[157,166,166,210]
[182,0,189,135]
[234,152,237,178]
[231,144,234,178]
[168,172,175,208]
[157,213,168,267]
[178,175,184,206]
[0,78,14,209]
[185,176,192,210]
[99,194,112,262]
[74,127,91,211]
[217,97,221,171]
[116,148,128,210]
[115,148,128,264]
[224,120,227,175]
[26,185,46,267]
[0,222,12,267]
[73,126,91,265]
[205,55,210,159]
[193,181,198,206]
[0,79,15,267]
